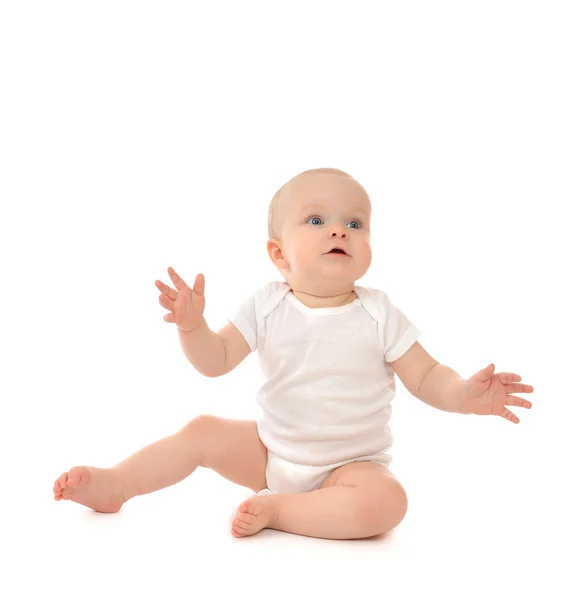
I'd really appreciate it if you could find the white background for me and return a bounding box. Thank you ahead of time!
[1,1,587,599]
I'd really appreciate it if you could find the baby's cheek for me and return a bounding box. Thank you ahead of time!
[295,235,315,257]
[360,242,373,266]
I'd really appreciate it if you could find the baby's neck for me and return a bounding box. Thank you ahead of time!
[290,288,357,309]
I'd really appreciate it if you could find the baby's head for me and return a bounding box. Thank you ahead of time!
[267,168,372,297]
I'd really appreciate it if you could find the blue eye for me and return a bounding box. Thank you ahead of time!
[306,216,361,228]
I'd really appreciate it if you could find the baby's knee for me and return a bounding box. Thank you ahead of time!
[359,479,408,534]
[179,414,218,439]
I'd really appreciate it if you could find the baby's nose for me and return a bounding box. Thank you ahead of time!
[330,228,348,238]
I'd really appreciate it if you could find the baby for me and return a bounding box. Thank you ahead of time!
[53,168,534,540]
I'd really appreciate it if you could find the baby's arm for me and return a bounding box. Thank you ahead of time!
[216,322,252,376]
[178,320,251,377]
[178,321,227,377]
[389,341,468,414]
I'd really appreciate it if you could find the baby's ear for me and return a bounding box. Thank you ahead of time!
[267,238,287,268]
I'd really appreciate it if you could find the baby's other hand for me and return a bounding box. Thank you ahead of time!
[155,267,206,332]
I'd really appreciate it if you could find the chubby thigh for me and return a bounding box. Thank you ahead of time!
[192,416,269,492]
[264,450,392,495]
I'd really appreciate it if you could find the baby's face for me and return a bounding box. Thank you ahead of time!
[268,173,372,295]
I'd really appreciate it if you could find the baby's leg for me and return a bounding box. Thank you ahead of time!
[53,416,268,513]
[232,461,407,540]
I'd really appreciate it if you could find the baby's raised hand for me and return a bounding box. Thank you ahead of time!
[461,363,534,424]
[155,267,206,332]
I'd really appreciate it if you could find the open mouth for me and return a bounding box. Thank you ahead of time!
[327,248,349,256]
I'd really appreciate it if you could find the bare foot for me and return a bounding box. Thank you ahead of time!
[231,495,280,538]
[53,466,125,513]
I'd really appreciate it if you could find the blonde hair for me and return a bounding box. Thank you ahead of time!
[267,167,360,240]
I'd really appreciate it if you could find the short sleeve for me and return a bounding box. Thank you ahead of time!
[382,294,421,363]
[228,292,258,352]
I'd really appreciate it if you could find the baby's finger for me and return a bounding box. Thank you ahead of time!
[159,294,174,312]
[167,266,186,291]
[155,279,177,301]
[501,407,520,424]
[506,395,532,409]
[164,312,175,323]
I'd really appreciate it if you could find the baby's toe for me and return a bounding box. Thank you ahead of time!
[234,516,251,529]
[233,521,250,535]
[237,513,255,525]
[238,500,260,516]
[56,472,69,491]
[66,466,89,488]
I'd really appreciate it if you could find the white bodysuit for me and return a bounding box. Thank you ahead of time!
[228,281,420,494]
